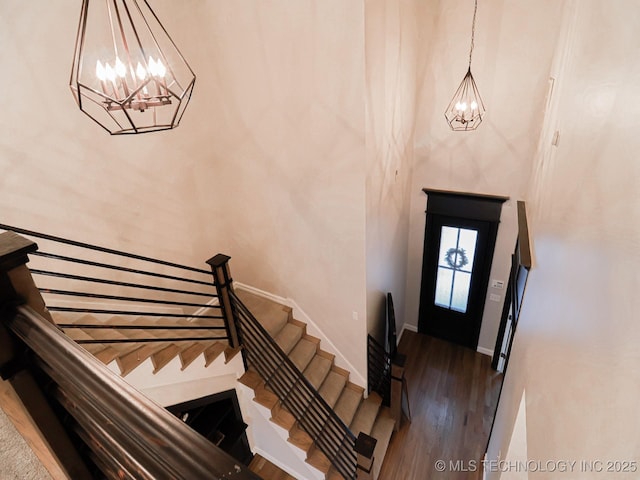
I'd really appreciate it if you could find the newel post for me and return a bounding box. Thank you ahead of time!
[0,231,53,323]
[390,353,406,432]
[207,254,240,349]
[356,432,377,479]
[0,231,92,479]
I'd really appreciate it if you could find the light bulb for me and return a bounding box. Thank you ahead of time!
[96,60,106,81]
[156,59,166,78]
[460,102,467,111]
[455,102,464,112]
[470,100,478,110]
[136,62,147,80]
[148,57,158,76]
[105,64,116,82]
[115,57,126,78]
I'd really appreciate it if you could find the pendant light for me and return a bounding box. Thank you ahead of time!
[70,0,196,135]
[445,0,486,131]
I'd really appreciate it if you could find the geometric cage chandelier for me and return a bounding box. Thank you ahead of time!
[444,0,486,131]
[70,0,196,135]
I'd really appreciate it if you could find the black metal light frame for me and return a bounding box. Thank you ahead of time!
[444,0,486,131]
[70,0,196,135]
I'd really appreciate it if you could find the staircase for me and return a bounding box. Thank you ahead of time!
[0,225,395,479]
[235,289,395,480]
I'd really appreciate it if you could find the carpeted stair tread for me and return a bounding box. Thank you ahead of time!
[275,323,303,354]
[254,385,279,411]
[116,344,166,377]
[289,338,317,372]
[333,386,362,427]
[349,393,382,438]
[306,446,332,474]
[116,318,177,376]
[369,409,396,480]
[239,370,263,390]
[318,371,348,408]
[236,289,291,337]
[249,454,297,480]
[149,319,201,372]
[272,405,297,431]
[288,424,314,452]
[223,345,242,363]
[204,341,227,366]
[179,341,215,369]
[303,354,333,390]
[152,344,184,373]
[111,318,174,375]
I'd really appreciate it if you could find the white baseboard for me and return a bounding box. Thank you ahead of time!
[477,346,494,357]
[399,322,418,343]
[234,282,367,389]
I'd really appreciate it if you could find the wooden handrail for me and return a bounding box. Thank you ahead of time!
[6,305,260,479]
[516,201,532,269]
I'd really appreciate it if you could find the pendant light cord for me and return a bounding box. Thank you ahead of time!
[468,0,478,68]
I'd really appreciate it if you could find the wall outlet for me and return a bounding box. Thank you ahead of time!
[490,293,501,302]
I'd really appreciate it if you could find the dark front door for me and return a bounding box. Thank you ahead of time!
[417,189,506,350]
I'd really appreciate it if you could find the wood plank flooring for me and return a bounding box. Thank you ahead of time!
[377,332,502,480]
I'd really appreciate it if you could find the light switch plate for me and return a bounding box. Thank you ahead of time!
[490,293,501,302]
[491,280,505,289]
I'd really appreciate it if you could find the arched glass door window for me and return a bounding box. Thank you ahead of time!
[434,226,478,313]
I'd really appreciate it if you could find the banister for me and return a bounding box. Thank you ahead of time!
[208,254,241,350]
[0,230,247,477]
[32,251,214,287]
[8,304,260,480]
[31,268,216,297]
[1,228,229,344]
[229,289,359,479]
[0,223,211,275]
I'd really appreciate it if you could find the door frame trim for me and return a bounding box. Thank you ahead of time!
[418,189,508,349]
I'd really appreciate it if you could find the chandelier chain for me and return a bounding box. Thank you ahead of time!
[468,0,478,68]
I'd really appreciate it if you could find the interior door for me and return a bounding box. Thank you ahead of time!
[419,214,496,349]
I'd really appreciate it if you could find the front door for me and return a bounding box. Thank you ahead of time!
[418,190,506,349]
[419,214,495,349]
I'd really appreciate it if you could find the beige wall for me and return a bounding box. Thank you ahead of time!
[404,0,563,353]
[487,1,640,478]
[192,0,369,377]
[364,0,423,341]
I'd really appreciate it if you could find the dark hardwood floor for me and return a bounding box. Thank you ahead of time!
[377,331,503,480]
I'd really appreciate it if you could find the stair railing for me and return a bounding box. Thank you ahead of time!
[0,224,237,348]
[0,231,258,479]
[210,255,377,480]
[367,334,391,406]
[230,290,358,479]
